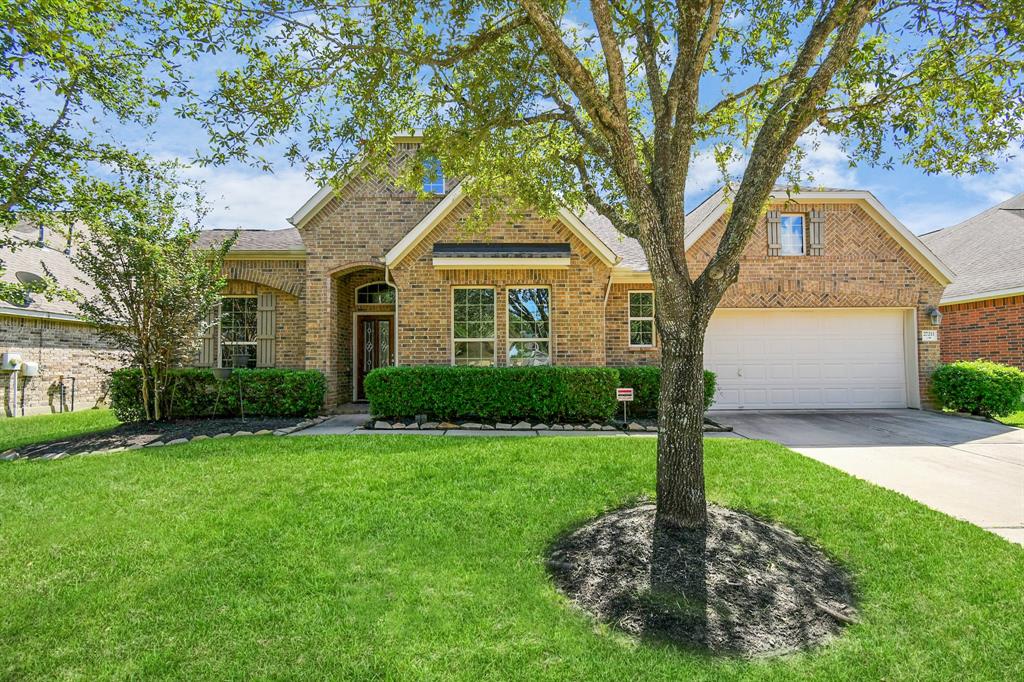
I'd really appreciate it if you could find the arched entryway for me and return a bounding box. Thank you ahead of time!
[333,267,397,402]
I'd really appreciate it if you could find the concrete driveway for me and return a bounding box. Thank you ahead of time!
[712,409,1024,545]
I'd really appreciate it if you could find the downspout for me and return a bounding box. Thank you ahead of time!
[385,264,399,366]
[602,272,614,365]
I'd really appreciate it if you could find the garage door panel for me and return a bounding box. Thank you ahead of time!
[705,309,907,409]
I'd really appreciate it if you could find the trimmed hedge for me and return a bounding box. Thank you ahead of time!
[617,366,717,417]
[364,366,619,422]
[931,360,1024,418]
[110,367,326,422]
[364,365,717,422]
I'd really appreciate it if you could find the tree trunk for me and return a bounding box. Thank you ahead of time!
[655,326,709,530]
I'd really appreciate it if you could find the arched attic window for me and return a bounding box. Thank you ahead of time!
[355,281,396,305]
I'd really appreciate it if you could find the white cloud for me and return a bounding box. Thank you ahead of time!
[799,135,858,189]
[685,148,747,200]
[176,164,318,230]
[955,152,1024,204]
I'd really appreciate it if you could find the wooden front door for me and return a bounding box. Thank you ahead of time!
[355,315,394,400]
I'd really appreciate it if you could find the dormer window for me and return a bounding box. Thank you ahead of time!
[422,158,445,194]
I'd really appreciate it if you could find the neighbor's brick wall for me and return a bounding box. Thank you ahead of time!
[298,142,449,404]
[938,295,1024,369]
[390,200,612,368]
[684,201,947,402]
[0,314,125,417]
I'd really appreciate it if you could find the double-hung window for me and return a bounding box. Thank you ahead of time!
[779,214,806,255]
[453,287,495,365]
[628,291,655,347]
[219,296,258,368]
[507,287,551,366]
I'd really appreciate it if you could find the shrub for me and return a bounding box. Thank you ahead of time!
[931,360,1024,417]
[110,367,326,422]
[364,366,620,422]
[617,366,717,417]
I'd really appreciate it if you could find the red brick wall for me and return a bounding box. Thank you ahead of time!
[939,295,1024,369]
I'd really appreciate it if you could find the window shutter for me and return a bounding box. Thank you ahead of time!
[808,209,825,256]
[197,305,219,367]
[766,210,781,256]
[256,292,276,368]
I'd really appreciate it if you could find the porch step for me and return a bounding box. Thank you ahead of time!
[332,402,371,415]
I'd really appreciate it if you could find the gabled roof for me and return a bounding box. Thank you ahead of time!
[196,228,306,257]
[683,187,954,285]
[383,183,620,268]
[921,192,1024,303]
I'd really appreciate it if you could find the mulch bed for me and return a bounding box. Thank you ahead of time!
[547,502,857,658]
[5,416,309,461]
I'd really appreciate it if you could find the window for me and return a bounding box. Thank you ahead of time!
[219,296,257,368]
[355,281,396,305]
[507,287,551,366]
[779,214,805,255]
[453,287,495,365]
[422,158,445,194]
[628,291,655,347]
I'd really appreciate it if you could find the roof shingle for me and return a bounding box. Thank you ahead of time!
[920,193,1024,302]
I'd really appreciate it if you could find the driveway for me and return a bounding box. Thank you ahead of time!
[712,409,1024,545]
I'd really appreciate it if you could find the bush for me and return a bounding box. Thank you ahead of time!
[110,367,326,422]
[617,366,717,417]
[931,360,1024,418]
[364,366,620,422]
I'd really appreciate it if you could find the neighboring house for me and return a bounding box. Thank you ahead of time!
[0,222,124,417]
[920,193,1024,369]
[196,133,953,411]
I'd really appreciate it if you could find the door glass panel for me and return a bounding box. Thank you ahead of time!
[363,320,374,371]
[380,320,390,365]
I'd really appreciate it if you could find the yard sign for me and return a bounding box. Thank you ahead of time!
[616,388,634,422]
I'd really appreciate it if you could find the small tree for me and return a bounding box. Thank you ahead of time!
[71,169,234,421]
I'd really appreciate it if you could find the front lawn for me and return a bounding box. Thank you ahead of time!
[999,411,1024,428]
[1,436,1021,679]
[0,409,119,452]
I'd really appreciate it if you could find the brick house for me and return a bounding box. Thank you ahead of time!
[1,223,125,416]
[921,193,1024,369]
[195,134,953,411]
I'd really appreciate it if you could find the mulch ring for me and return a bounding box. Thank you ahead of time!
[3,416,321,461]
[547,501,858,658]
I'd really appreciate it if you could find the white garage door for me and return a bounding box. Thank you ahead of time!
[704,309,908,409]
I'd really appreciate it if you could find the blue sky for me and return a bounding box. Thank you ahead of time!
[91,13,1022,238]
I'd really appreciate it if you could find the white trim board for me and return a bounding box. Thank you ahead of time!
[940,286,1024,305]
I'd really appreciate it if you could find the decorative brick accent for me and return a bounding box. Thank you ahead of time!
[939,295,1024,369]
[0,314,125,416]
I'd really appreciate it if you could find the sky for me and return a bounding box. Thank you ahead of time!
[86,9,1023,238]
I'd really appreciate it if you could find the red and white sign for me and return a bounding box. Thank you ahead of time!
[616,388,634,402]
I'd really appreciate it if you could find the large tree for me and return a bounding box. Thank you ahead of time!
[176,0,1022,530]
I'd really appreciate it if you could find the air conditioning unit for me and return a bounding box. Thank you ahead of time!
[1,353,22,371]
[21,361,39,377]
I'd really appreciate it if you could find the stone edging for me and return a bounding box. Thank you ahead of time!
[367,419,733,433]
[0,415,334,462]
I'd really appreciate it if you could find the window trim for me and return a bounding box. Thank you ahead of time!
[505,285,552,366]
[450,285,497,366]
[627,290,656,348]
[354,280,396,305]
[779,213,807,256]
[217,294,258,368]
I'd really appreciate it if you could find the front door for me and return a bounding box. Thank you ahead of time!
[356,315,394,400]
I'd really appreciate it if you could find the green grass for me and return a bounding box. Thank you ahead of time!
[999,411,1024,428]
[0,409,119,451]
[1,436,1021,680]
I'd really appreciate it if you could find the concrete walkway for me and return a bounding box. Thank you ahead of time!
[715,409,1024,545]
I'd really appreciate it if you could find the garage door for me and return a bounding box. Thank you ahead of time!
[704,309,908,409]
